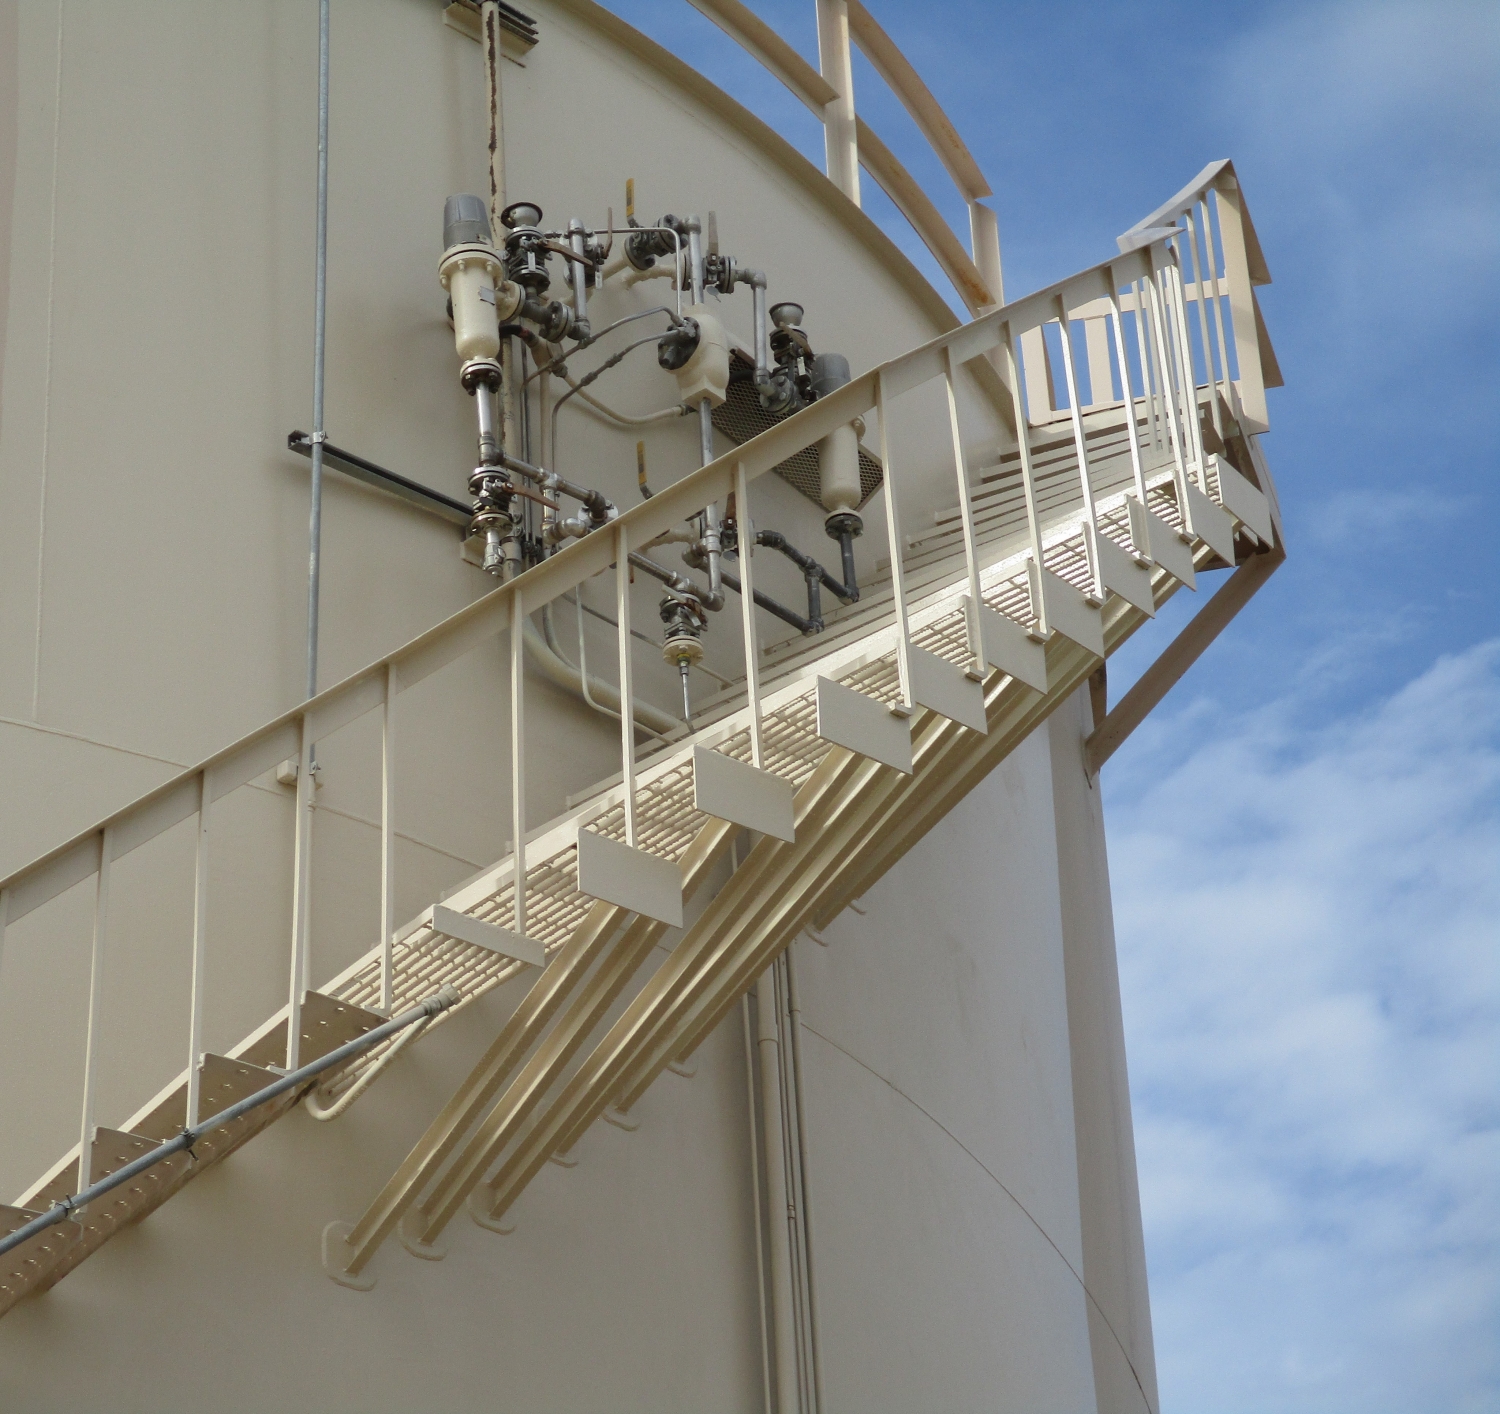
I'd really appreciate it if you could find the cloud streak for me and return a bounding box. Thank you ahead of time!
[1108,641,1500,1413]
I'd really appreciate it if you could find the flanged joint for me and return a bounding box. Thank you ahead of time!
[824,511,863,541]
[460,358,502,393]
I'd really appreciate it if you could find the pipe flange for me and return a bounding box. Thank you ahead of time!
[460,358,502,393]
[662,633,704,668]
[825,511,864,540]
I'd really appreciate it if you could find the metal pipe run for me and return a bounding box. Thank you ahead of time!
[0,986,462,1262]
[305,0,330,702]
[720,567,817,636]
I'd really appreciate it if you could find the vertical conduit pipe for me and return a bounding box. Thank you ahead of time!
[305,0,329,702]
[785,945,827,1411]
[742,989,774,1414]
[757,968,800,1412]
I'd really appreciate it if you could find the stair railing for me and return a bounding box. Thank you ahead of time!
[0,189,1275,1204]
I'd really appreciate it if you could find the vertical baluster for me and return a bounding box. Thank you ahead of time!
[1053,299,1105,601]
[186,772,210,1127]
[1145,258,1194,511]
[1165,247,1209,488]
[380,661,397,1014]
[734,462,766,769]
[874,372,913,713]
[1199,196,1236,424]
[1106,274,1149,509]
[1184,206,1224,442]
[615,523,638,847]
[1004,324,1049,636]
[79,827,111,1195]
[510,590,527,938]
[287,714,313,1071]
[944,346,986,674]
[0,888,9,992]
[1133,278,1164,453]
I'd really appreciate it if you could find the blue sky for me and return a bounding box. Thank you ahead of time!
[602,2,1500,1408]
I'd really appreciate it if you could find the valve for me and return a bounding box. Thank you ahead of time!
[660,593,707,719]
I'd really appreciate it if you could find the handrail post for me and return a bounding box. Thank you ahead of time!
[734,462,766,769]
[943,346,985,674]
[615,524,638,847]
[874,372,913,712]
[1105,273,1149,509]
[1198,198,1237,426]
[1004,325,1049,638]
[510,590,528,937]
[1142,261,1196,537]
[1213,175,1269,433]
[78,827,112,1199]
[287,715,314,1071]
[380,661,397,1014]
[1053,295,1105,601]
[1184,205,1224,441]
[186,772,210,1127]
[815,0,860,202]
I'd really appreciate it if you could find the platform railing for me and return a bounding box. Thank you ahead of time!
[0,184,1274,1235]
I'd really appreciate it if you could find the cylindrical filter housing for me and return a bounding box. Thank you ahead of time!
[810,353,861,514]
[439,194,517,363]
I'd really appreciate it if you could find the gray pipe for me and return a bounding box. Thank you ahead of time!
[305,0,330,701]
[523,613,678,736]
[0,986,462,1262]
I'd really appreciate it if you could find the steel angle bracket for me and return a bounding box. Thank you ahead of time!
[1183,482,1237,565]
[1128,497,1196,590]
[907,645,987,733]
[692,746,795,843]
[814,677,913,774]
[575,829,683,928]
[968,599,1048,693]
[1094,532,1156,616]
[428,904,545,968]
[1029,564,1105,659]
[1210,454,1274,546]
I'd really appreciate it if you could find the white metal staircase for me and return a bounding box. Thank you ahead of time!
[0,161,1283,1310]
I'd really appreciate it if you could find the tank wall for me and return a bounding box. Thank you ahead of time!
[0,0,997,1193]
[1049,688,1160,1413]
[0,2,1151,1407]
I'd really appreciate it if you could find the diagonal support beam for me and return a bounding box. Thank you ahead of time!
[1085,544,1283,777]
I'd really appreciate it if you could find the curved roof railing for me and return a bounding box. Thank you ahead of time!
[685,0,1004,314]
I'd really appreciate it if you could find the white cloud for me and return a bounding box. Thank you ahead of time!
[1108,640,1500,1413]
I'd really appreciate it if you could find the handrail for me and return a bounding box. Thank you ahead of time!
[684,0,996,312]
[845,0,990,203]
[0,231,1181,929]
[1115,159,1278,433]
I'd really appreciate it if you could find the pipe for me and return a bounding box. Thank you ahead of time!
[721,567,816,636]
[567,217,591,340]
[743,991,774,1414]
[305,0,330,701]
[785,946,827,1411]
[755,529,856,606]
[757,969,801,1414]
[523,613,678,737]
[0,986,463,1261]
[570,384,688,428]
[303,1011,433,1121]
